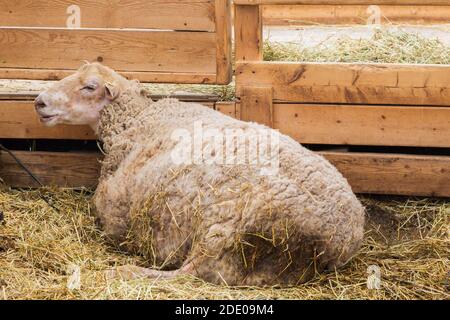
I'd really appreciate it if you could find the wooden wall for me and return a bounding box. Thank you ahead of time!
[0,0,232,84]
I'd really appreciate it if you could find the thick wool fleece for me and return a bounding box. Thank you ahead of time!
[94,88,365,286]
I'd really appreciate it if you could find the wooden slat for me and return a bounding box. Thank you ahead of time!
[0,101,95,140]
[321,152,450,197]
[240,86,274,127]
[234,5,263,61]
[0,151,101,188]
[263,5,450,25]
[195,101,450,148]
[0,68,218,84]
[236,62,450,106]
[2,150,449,197]
[0,0,215,31]
[235,1,450,5]
[215,101,237,118]
[272,103,450,148]
[215,0,233,84]
[0,28,216,75]
[0,91,220,102]
[0,92,41,101]
[0,100,215,140]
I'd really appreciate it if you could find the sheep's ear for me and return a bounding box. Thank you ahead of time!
[105,82,120,101]
[78,61,91,72]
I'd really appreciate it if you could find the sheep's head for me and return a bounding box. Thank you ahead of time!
[34,62,129,128]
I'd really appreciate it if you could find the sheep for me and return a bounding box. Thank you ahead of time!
[34,62,365,286]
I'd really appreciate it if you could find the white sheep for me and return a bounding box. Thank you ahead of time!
[34,63,365,286]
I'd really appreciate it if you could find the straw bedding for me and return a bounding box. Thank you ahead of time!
[0,185,447,300]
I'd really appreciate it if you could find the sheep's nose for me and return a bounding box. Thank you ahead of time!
[34,95,46,110]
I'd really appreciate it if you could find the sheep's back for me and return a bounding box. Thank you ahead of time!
[104,98,365,271]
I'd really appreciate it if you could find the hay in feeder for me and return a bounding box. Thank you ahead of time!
[0,185,448,300]
[263,29,450,64]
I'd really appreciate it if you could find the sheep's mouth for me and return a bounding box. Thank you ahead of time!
[38,114,59,123]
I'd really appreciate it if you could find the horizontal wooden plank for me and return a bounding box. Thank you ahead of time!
[322,151,450,197]
[0,28,217,74]
[0,92,220,102]
[263,5,450,25]
[235,0,450,5]
[236,62,450,106]
[272,103,450,148]
[0,0,215,31]
[0,100,215,140]
[0,101,95,140]
[0,151,101,188]
[10,98,447,146]
[234,102,450,147]
[0,92,42,101]
[0,68,218,84]
[2,150,449,197]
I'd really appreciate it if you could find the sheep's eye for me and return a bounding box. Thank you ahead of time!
[82,85,97,92]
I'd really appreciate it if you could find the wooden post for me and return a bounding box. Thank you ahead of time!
[235,3,269,126]
[240,86,274,127]
[234,4,263,61]
[215,0,233,84]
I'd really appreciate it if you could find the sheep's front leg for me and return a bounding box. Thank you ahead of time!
[105,260,198,281]
[105,265,181,280]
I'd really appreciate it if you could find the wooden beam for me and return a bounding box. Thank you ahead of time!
[321,152,450,197]
[240,86,274,127]
[236,62,450,106]
[0,151,101,188]
[0,0,216,31]
[262,5,450,25]
[214,103,450,151]
[0,28,217,75]
[235,1,450,5]
[0,92,220,102]
[2,150,449,197]
[7,99,449,147]
[215,0,233,84]
[234,5,263,61]
[0,101,95,140]
[0,100,215,140]
[0,68,218,84]
[272,103,450,148]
